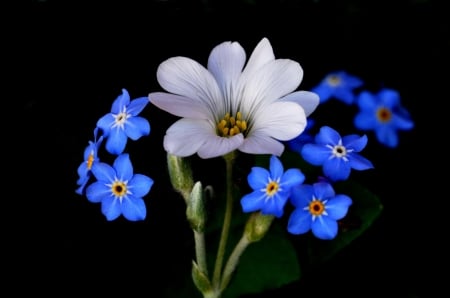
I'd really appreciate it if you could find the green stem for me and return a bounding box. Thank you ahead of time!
[194,230,208,277]
[212,151,236,291]
[220,235,251,291]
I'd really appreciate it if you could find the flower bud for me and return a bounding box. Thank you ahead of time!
[244,212,275,243]
[186,181,206,232]
[167,153,194,202]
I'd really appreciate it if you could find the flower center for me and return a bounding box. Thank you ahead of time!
[87,151,95,169]
[326,74,341,87]
[217,112,247,137]
[376,107,392,123]
[113,108,131,129]
[111,180,128,199]
[308,199,325,216]
[265,180,280,197]
[332,144,347,158]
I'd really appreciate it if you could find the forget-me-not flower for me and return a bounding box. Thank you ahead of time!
[240,155,305,218]
[301,126,374,181]
[312,70,363,104]
[86,153,153,221]
[97,88,150,155]
[148,37,319,159]
[76,127,103,195]
[287,182,352,240]
[354,88,414,148]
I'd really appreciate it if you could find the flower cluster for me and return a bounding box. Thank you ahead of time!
[75,38,414,298]
[76,89,153,221]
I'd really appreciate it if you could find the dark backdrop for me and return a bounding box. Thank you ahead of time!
[13,0,447,297]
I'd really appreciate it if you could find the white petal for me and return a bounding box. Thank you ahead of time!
[280,91,320,116]
[250,101,306,140]
[197,134,244,159]
[163,118,212,157]
[239,59,303,116]
[149,92,210,119]
[156,57,225,118]
[241,37,275,78]
[239,133,285,156]
[207,41,246,106]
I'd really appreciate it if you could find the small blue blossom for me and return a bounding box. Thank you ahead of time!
[97,88,150,155]
[241,155,305,218]
[301,126,374,181]
[76,127,104,195]
[86,153,153,221]
[354,88,414,148]
[287,182,352,240]
[312,70,363,104]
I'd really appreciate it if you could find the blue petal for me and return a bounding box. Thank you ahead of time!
[91,162,115,183]
[315,126,340,145]
[261,193,288,218]
[101,196,121,221]
[323,158,351,181]
[312,182,335,200]
[354,112,377,130]
[301,143,330,166]
[287,209,311,235]
[106,128,128,155]
[356,91,377,111]
[111,89,131,114]
[334,88,354,105]
[96,114,115,137]
[391,114,414,130]
[129,174,153,197]
[127,97,149,116]
[281,168,305,189]
[247,167,270,190]
[290,184,314,208]
[113,154,133,181]
[241,191,267,213]
[125,117,150,140]
[375,126,398,148]
[121,196,147,221]
[311,216,338,240]
[379,88,400,108]
[269,155,284,179]
[326,195,352,220]
[348,153,374,170]
[86,181,111,203]
[343,134,368,152]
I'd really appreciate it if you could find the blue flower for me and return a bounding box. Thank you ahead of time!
[97,88,150,155]
[241,155,305,218]
[312,70,363,104]
[301,126,374,181]
[287,118,315,153]
[76,127,104,195]
[86,153,154,221]
[287,182,352,240]
[354,88,414,148]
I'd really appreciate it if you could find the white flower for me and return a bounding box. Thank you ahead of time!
[148,37,319,159]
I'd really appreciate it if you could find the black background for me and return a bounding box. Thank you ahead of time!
[13,0,447,297]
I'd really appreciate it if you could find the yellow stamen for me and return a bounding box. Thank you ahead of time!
[309,200,325,216]
[112,181,128,198]
[217,111,248,137]
[87,152,95,169]
[266,181,279,197]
